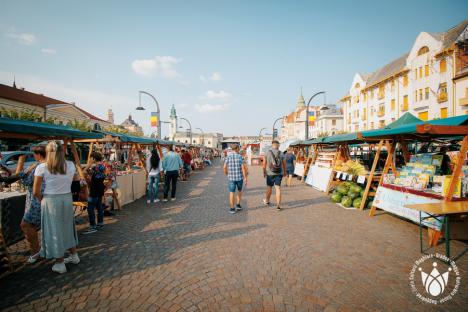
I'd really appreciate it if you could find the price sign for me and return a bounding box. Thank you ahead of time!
[341,173,347,180]
[347,174,353,181]
[336,171,341,179]
[357,175,366,184]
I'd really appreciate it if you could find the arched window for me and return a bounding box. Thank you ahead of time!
[208,141,211,145]
[417,46,429,55]
[185,140,188,143]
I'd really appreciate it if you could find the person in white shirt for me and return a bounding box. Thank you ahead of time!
[33,141,80,274]
[146,149,163,204]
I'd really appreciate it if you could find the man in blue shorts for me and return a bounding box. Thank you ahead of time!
[263,140,287,210]
[223,144,248,214]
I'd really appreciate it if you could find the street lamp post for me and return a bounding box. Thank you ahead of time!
[196,127,204,145]
[305,91,326,140]
[180,117,192,144]
[136,91,161,139]
[272,116,284,140]
[258,127,267,142]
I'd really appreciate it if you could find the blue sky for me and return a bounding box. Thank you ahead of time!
[1,0,466,137]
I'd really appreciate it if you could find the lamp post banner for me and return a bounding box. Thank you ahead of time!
[150,112,159,127]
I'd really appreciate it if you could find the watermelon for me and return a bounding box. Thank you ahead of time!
[337,184,349,195]
[353,197,362,208]
[331,193,342,203]
[349,184,362,194]
[341,196,352,207]
[347,191,359,199]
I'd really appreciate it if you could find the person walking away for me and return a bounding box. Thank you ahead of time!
[82,152,107,235]
[162,145,183,201]
[17,146,47,263]
[263,140,287,210]
[284,147,296,187]
[223,144,248,214]
[33,141,80,274]
[181,149,192,181]
[146,149,162,204]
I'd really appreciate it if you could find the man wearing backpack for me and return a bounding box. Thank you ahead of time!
[262,140,287,210]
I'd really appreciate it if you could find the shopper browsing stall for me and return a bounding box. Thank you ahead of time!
[162,145,183,201]
[146,149,162,204]
[33,141,80,274]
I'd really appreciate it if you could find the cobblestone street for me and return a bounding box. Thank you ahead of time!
[1,160,467,311]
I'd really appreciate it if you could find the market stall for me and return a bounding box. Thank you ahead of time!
[76,131,159,208]
[361,115,468,253]
[0,117,103,274]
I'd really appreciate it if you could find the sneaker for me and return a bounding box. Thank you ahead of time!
[26,252,40,264]
[262,199,270,206]
[154,199,160,203]
[96,223,104,229]
[163,198,168,202]
[52,262,67,274]
[229,208,236,214]
[147,200,151,204]
[64,253,80,265]
[82,227,97,235]
[236,204,243,211]
[171,198,176,201]
[276,206,281,211]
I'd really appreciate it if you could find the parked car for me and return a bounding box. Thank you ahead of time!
[0,151,36,172]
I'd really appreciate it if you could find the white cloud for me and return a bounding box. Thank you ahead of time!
[201,90,231,100]
[6,32,37,45]
[131,55,188,84]
[210,72,221,82]
[200,72,222,83]
[41,48,56,54]
[195,103,229,113]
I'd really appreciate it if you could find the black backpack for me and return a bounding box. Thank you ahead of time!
[269,150,282,174]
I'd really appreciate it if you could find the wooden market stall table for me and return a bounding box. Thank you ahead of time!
[405,201,468,260]
[115,170,148,206]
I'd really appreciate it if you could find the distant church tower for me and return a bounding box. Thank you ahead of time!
[296,88,305,110]
[107,109,114,124]
[169,104,178,140]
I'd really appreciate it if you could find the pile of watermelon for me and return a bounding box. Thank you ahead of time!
[331,181,373,209]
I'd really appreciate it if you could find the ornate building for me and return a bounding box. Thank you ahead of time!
[120,115,143,136]
[341,21,468,132]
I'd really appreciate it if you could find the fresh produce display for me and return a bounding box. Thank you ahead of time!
[336,184,349,195]
[331,192,342,203]
[331,181,372,209]
[341,196,352,207]
[334,159,367,176]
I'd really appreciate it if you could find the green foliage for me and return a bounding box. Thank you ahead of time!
[67,119,91,131]
[104,125,143,137]
[0,107,42,121]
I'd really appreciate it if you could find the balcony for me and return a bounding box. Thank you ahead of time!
[438,93,448,103]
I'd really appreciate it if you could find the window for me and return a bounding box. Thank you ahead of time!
[362,108,366,121]
[332,119,336,126]
[378,104,385,117]
[370,122,374,129]
[379,120,385,128]
[419,89,423,101]
[418,46,429,55]
[425,64,429,77]
[403,74,408,87]
[355,83,360,89]
[370,89,374,99]
[363,92,367,102]
[438,82,448,102]
[208,141,211,145]
[419,67,422,78]
[378,84,385,99]
[415,90,418,102]
[440,107,448,119]
[414,69,418,80]
[425,87,430,100]
[418,111,428,121]
[391,99,395,111]
[440,58,447,73]
[390,80,395,91]
[402,95,409,111]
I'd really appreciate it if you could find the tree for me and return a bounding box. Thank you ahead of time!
[67,119,91,131]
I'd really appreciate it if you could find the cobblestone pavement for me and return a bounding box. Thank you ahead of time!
[1,160,467,311]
